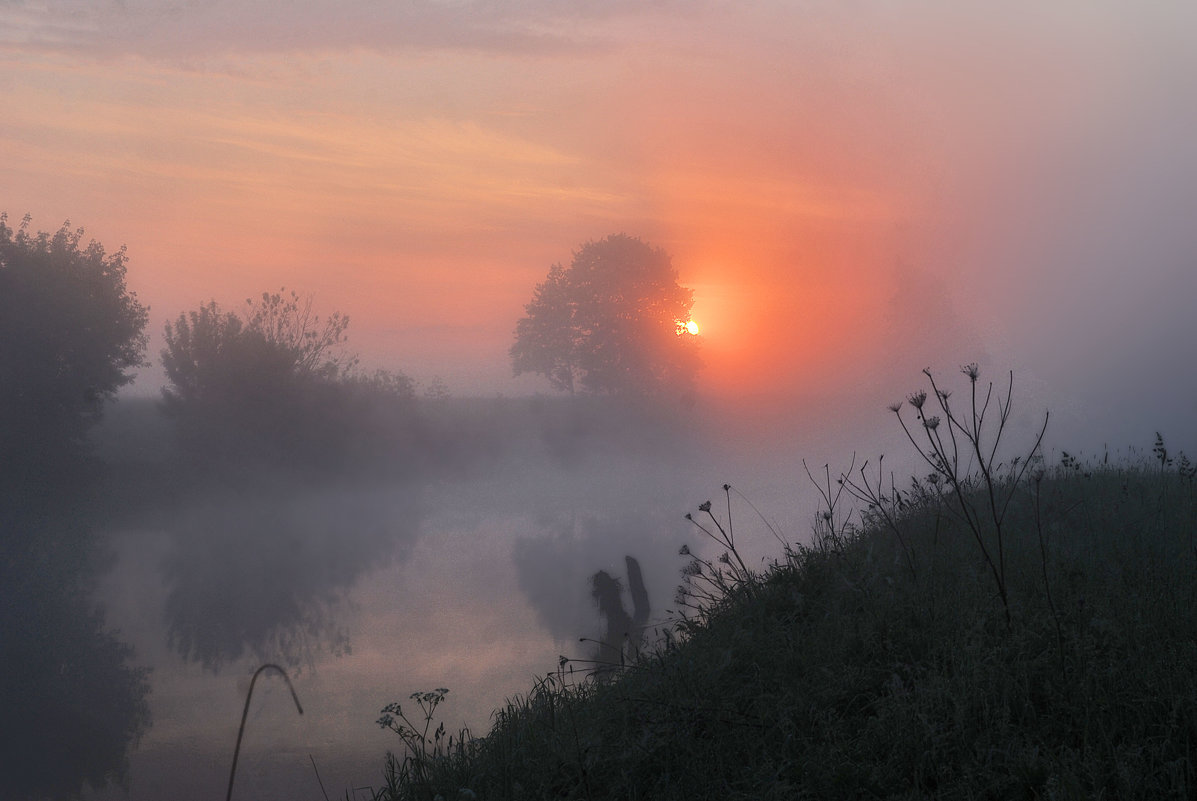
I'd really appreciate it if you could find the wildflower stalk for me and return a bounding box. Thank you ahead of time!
[838,455,919,584]
[684,486,755,600]
[803,456,855,553]
[377,688,451,792]
[890,365,1048,628]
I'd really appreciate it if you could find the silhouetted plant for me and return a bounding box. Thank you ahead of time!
[803,457,856,554]
[1178,452,1196,484]
[889,365,1048,626]
[677,484,765,623]
[377,688,477,799]
[675,484,792,627]
[1152,431,1172,473]
[837,454,920,584]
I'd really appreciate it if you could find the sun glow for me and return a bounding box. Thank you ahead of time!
[684,319,700,336]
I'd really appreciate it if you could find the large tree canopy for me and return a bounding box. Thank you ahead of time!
[0,214,148,460]
[511,234,701,397]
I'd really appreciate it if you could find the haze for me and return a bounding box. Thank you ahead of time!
[3,2,1196,799]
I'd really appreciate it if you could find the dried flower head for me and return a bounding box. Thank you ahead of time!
[887,402,902,413]
[908,390,927,410]
[924,415,940,430]
[962,363,980,381]
[698,500,712,513]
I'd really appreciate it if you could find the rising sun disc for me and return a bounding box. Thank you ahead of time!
[685,320,700,336]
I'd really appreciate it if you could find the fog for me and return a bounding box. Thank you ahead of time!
[4,2,1197,799]
[72,398,798,800]
[64,367,1189,800]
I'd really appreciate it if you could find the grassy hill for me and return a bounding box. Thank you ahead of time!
[364,395,1197,799]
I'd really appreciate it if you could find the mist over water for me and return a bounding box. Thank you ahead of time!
[8,354,1193,801]
[63,377,949,799]
[69,396,752,799]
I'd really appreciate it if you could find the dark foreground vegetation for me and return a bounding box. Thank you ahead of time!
[367,386,1197,799]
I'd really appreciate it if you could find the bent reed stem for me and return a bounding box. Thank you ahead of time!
[226,663,304,801]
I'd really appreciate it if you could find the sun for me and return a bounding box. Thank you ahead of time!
[685,319,700,336]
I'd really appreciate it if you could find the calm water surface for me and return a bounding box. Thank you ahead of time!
[68,396,912,801]
[81,434,790,800]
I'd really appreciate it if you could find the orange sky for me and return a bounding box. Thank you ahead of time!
[4,2,1197,434]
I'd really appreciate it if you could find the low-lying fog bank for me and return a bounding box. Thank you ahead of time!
[59,379,1197,800]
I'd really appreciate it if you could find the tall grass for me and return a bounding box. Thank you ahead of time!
[364,374,1197,800]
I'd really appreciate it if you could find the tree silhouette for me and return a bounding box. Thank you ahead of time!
[0,214,148,465]
[511,234,701,397]
[160,290,353,420]
[0,214,152,799]
[159,290,413,469]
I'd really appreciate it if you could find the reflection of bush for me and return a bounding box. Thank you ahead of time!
[160,485,422,672]
[411,393,697,478]
[168,366,419,475]
[0,484,151,800]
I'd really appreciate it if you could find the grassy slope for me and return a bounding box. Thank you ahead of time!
[373,454,1197,800]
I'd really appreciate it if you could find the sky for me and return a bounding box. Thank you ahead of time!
[3,0,1196,451]
[6,5,1197,797]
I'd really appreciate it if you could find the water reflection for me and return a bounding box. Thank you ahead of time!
[71,396,721,800]
[1,466,152,800]
[159,484,423,672]
[589,555,651,671]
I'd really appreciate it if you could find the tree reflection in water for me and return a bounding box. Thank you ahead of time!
[1,468,153,800]
[159,484,423,672]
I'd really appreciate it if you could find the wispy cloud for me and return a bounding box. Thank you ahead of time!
[0,0,705,60]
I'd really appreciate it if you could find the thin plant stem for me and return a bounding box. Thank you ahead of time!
[1033,473,1066,681]
[309,754,331,801]
[226,663,303,801]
